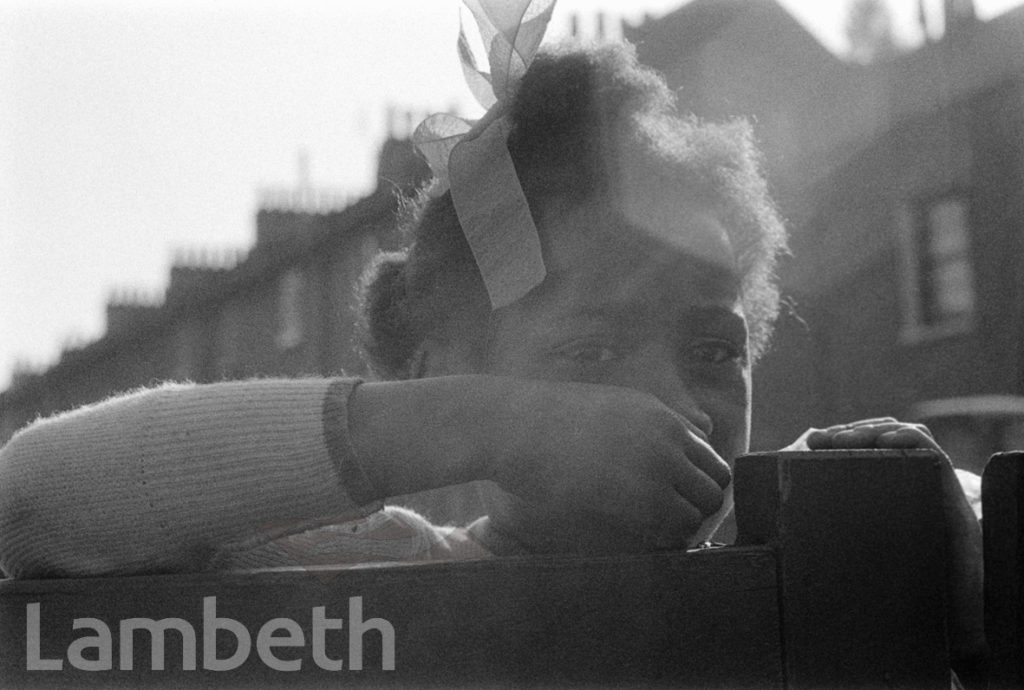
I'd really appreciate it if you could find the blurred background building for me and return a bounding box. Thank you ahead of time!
[0,136,429,441]
[2,0,1023,475]
[626,0,1024,472]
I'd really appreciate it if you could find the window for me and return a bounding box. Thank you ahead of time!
[276,269,305,350]
[900,193,975,339]
[918,196,975,324]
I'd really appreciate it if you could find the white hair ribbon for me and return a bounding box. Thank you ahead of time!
[412,0,555,309]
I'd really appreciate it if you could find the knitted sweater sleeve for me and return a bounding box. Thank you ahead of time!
[0,377,379,579]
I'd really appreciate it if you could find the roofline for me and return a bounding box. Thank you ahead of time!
[1,189,399,402]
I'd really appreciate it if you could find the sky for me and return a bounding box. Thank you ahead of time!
[1,0,1022,391]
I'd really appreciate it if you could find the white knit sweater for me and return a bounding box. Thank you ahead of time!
[0,378,487,579]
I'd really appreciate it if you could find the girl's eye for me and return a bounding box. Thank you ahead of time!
[686,339,744,365]
[562,343,620,364]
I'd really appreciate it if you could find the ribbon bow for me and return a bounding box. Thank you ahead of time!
[412,0,555,309]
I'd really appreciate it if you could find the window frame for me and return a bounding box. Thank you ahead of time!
[898,188,976,343]
[275,268,306,351]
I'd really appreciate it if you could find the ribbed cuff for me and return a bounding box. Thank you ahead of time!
[323,378,383,516]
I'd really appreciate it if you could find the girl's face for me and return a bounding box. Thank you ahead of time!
[482,176,752,467]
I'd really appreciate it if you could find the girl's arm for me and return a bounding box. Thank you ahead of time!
[0,375,729,577]
[0,378,367,578]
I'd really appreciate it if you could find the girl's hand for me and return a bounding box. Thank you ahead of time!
[349,376,732,554]
[484,380,732,555]
[781,416,941,451]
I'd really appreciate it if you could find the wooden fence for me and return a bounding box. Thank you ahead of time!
[0,449,1019,688]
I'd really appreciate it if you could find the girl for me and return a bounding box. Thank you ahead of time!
[1,35,778,576]
[0,2,982,668]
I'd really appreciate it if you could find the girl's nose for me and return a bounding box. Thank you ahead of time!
[619,346,714,441]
